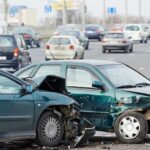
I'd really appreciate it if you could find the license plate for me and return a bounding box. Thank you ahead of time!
[0,56,6,60]
[54,46,65,50]
[110,41,118,44]
[87,31,94,34]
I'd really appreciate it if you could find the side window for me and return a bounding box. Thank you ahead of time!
[66,67,98,88]
[34,65,61,78]
[0,75,22,94]
[17,66,36,78]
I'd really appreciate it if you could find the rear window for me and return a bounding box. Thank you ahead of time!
[125,26,140,31]
[0,36,14,47]
[60,31,80,38]
[105,33,124,39]
[49,38,71,45]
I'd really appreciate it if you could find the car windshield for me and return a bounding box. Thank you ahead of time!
[125,26,140,31]
[49,37,71,45]
[60,30,80,38]
[13,27,36,35]
[105,33,124,39]
[96,64,150,88]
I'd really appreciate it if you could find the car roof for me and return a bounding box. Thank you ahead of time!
[30,60,121,66]
[51,35,75,39]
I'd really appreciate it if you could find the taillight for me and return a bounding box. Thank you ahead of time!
[23,34,31,39]
[14,48,19,57]
[69,45,74,50]
[46,45,50,49]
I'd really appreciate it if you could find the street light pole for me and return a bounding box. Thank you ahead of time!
[103,0,106,27]
[62,0,67,25]
[4,0,8,33]
[125,0,128,24]
[82,0,85,30]
[139,0,142,23]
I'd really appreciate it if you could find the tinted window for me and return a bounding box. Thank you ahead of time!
[60,31,80,38]
[67,67,97,88]
[34,65,61,78]
[125,26,140,31]
[0,36,14,47]
[0,75,22,94]
[49,38,71,45]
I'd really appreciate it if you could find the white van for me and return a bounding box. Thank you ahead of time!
[123,24,148,43]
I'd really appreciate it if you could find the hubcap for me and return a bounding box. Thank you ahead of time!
[119,116,140,140]
[42,116,60,142]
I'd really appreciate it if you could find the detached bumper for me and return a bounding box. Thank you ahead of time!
[72,118,95,148]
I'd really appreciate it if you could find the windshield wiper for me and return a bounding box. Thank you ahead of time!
[117,85,136,89]
[135,82,150,87]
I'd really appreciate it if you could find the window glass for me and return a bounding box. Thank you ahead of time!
[105,33,124,39]
[0,36,14,47]
[49,38,71,45]
[0,75,21,94]
[34,65,61,78]
[125,26,140,31]
[17,66,36,78]
[67,67,97,88]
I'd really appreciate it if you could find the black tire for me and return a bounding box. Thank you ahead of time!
[98,37,101,41]
[114,111,148,144]
[36,112,64,147]
[124,47,129,53]
[74,53,78,59]
[85,42,89,50]
[45,57,50,61]
[129,45,133,53]
[102,46,106,53]
[145,40,148,43]
[36,41,41,48]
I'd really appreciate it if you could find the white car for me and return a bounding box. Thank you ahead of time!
[123,24,148,43]
[45,35,84,60]
[102,32,133,53]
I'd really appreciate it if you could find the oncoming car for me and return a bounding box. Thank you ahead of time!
[102,32,133,53]
[45,36,84,60]
[0,70,94,147]
[15,60,150,144]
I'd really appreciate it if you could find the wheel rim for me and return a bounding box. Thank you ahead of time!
[119,116,140,140]
[42,116,61,142]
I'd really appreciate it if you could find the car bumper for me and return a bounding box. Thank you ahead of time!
[103,45,129,50]
[45,50,76,60]
[0,59,19,69]
[85,34,101,39]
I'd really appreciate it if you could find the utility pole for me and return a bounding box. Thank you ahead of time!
[125,0,128,24]
[4,0,8,33]
[62,0,67,25]
[82,0,85,30]
[139,0,142,23]
[103,0,106,27]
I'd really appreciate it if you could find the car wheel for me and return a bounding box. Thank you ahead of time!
[81,53,84,59]
[98,37,101,41]
[36,112,64,147]
[129,45,133,53]
[102,46,106,53]
[114,111,148,144]
[74,53,78,59]
[85,42,89,50]
[45,57,50,61]
[144,39,148,43]
[37,41,41,48]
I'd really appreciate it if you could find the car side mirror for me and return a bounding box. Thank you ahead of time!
[21,85,33,94]
[92,80,105,90]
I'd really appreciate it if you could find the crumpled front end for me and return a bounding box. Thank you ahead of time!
[60,104,95,148]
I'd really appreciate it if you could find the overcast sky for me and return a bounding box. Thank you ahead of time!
[4,0,150,18]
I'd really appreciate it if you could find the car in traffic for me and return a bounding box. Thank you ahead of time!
[12,26,41,48]
[59,30,89,50]
[15,59,150,144]
[102,32,133,53]
[0,34,31,71]
[123,24,148,43]
[45,35,84,60]
[0,69,95,147]
[85,24,105,41]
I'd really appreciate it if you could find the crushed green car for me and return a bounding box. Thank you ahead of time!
[0,70,95,147]
[15,60,150,144]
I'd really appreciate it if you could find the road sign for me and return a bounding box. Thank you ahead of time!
[108,7,116,14]
[44,5,52,13]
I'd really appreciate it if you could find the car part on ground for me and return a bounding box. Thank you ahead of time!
[45,35,84,60]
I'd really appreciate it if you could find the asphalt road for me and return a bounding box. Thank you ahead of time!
[3,40,150,150]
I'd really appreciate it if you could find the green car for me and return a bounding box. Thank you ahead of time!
[15,60,150,144]
[0,70,95,147]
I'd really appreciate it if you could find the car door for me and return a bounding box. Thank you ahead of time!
[66,66,115,130]
[0,74,34,133]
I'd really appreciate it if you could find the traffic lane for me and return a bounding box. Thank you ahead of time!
[85,41,150,77]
